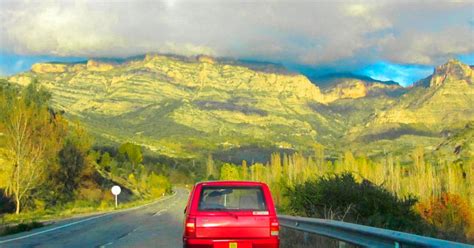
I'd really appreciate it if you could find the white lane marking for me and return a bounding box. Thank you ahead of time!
[0,191,178,244]
[153,208,168,216]
[100,241,114,247]
[0,214,108,244]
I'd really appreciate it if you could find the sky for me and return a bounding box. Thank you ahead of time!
[0,0,473,86]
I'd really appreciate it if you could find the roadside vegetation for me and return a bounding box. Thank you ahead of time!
[0,221,44,236]
[0,81,174,234]
[211,149,474,243]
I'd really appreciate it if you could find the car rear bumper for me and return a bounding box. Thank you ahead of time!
[183,238,279,248]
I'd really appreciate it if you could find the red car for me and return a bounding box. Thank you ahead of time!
[183,181,280,248]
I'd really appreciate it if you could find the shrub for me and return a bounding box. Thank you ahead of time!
[33,199,46,211]
[285,172,433,235]
[98,200,110,210]
[78,187,103,202]
[0,190,15,214]
[2,222,44,236]
[148,172,172,197]
[416,193,474,242]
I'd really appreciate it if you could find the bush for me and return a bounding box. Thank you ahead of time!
[78,187,103,202]
[148,172,172,197]
[98,200,110,210]
[0,190,15,214]
[416,193,474,242]
[2,222,44,236]
[285,172,433,235]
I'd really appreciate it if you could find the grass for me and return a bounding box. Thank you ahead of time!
[0,191,174,236]
[0,221,44,236]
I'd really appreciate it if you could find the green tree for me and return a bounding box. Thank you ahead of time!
[119,142,143,171]
[53,140,86,202]
[220,163,240,180]
[100,152,112,170]
[22,80,51,108]
[206,153,216,179]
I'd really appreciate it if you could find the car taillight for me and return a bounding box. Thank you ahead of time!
[270,217,279,236]
[185,217,196,237]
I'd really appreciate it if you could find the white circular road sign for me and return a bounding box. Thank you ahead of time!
[111,185,121,196]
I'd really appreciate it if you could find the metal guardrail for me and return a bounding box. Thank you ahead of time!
[278,215,473,248]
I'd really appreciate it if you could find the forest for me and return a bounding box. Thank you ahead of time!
[0,81,173,228]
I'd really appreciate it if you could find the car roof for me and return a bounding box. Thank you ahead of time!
[195,181,267,187]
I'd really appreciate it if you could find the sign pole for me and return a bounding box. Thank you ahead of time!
[111,185,121,209]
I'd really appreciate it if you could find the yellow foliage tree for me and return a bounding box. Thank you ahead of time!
[220,163,240,180]
[241,160,248,180]
[0,83,64,214]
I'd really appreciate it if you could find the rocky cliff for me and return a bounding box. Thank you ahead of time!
[372,59,473,127]
[4,56,473,158]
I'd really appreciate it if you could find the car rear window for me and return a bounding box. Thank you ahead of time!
[198,186,267,211]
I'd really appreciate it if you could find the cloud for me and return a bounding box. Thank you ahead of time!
[0,0,472,67]
[161,42,216,56]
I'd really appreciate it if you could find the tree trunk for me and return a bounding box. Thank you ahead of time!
[15,194,20,214]
[15,161,21,214]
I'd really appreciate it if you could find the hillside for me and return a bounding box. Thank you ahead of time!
[312,72,406,102]
[343,60,474,155]
[4,56,473,160]
[372,59,473,128]
[6,54,344,158]
[434,122,474,162]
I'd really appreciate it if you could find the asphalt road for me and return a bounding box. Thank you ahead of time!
[0,188,188,248]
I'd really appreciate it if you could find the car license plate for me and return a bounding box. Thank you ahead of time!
[229,242,238,248]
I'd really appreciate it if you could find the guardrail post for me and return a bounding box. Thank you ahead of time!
[303,232,308,244]
[394,241,400,248]
[338,241,348,248]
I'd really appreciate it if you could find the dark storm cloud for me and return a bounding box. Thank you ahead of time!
[0,0,473,66]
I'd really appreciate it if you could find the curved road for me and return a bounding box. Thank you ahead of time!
[0,188,188,248]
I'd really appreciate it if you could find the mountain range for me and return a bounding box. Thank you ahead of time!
[3,55,473,163]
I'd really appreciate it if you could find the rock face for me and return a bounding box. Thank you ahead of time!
[5,56,472,157]
[144,53,166,62]
[429,59,473,87]
[8,54,334,157]
[197,55,216,64]
[86,60,114,72]
[312,74,405,103]
[372,60,474,128]
[322,80,368,102]
[142,54,325,103]
[31,63,67,73]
